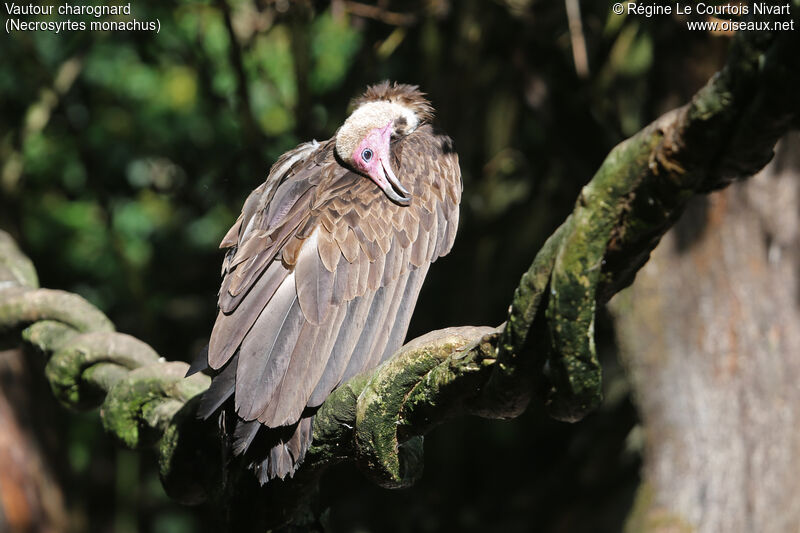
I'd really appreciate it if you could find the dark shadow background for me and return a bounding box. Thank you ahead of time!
[0,1,729,531]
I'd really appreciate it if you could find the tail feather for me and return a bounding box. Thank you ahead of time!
[232,418,261,455]
[286,417,313,464]
[196,353,237,419]
[267,444,294,480]
[199,355,315,485]
[185,344,209,377]
[236,416,315,484]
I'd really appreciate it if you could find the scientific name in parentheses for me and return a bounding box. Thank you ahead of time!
[625,2,792,17]
[5,3,159,33]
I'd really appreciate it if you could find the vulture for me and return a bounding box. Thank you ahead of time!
[189,81,462,484]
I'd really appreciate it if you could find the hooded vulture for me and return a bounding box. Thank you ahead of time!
[190,81,462,484]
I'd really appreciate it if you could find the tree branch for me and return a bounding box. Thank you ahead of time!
[0,14,798,530]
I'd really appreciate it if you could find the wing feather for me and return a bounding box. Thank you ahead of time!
[318,232,341,272]
[363,269,412,370]
[261,299,347,425]
[443,203,459,254]
[425,205,440,262]
[353,225,381,261]
[220,215,243,249]
[367,251,386,291]
[434,202,449,259]
[208,261,290,368]
[307,291,375,406]
[379,264,429,364]
[355,248,370,296]
[381,235,400,286]
[295,231,334,325]
[257,320,322,426]
[410,221,429,267]
[235,272,305,420]
[338,227,360,263]
[338,279,395,384]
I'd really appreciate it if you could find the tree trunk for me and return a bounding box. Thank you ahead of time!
[613,133,800,532]
[0,348,69,533]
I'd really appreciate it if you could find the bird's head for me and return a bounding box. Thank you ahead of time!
[335,81,433,205]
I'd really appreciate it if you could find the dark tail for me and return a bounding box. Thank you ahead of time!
[233,416,314,485]
[191,347,313,485]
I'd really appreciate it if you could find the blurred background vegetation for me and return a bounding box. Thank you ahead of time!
[1,1,731,531]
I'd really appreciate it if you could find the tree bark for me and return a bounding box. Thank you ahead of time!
[0,348,69,533]
[614,134,800,532]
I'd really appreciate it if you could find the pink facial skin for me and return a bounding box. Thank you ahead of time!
[352,122,411,205]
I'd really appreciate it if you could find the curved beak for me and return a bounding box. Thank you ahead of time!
[377,158,411,206]
[360,122,412,206]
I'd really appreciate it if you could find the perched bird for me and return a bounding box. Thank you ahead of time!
[190,82,462,484]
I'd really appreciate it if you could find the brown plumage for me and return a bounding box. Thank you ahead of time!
[191,82,461,484]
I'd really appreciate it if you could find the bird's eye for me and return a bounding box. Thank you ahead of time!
[361,148,373,162]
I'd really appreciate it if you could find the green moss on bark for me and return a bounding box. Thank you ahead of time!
[45,331,160,410]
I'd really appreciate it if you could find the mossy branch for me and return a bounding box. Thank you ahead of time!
[0,18,798,530]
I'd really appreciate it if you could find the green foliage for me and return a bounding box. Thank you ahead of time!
[311,11,362,93]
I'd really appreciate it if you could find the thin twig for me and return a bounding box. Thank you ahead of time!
[344,1,417,26]
[565,0,589,78]
[215,0,261,142]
